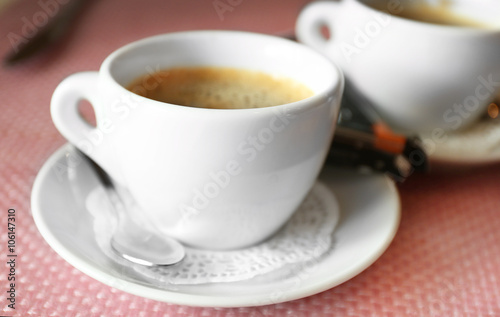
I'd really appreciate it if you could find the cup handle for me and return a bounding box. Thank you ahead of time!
[296,1,343,53]
[51,71,124,184]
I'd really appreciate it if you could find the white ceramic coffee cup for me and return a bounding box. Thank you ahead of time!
[297,0,500,134]
[51,30,343,250]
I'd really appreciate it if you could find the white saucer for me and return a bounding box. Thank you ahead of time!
[31,144,400,308]
[419,115,500,165]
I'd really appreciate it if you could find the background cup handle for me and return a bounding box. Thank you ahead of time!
[51,71,124,184]
[296,1,343,53]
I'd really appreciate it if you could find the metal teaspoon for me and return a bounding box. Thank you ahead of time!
[81,151,185,266]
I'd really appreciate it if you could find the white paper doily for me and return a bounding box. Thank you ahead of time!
[85,182,340,285]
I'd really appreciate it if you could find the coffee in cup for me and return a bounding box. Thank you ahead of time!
[126,66,313,109]
[370,1,489,28]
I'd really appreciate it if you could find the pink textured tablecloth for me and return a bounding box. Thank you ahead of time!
[1,0,500,316]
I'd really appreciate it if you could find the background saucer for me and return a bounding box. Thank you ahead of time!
[420,114,500,166]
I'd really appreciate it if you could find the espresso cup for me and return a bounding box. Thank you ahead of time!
[51,31,343,250]
[297,0,500,134]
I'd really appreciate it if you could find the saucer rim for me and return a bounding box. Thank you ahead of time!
[418,118,500,166]
[31,144,401,308]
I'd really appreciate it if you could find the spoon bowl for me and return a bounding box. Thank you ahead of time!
[111,222,185,267]
[80,151,185,266]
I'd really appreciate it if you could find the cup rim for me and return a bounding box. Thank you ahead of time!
[355,0,500,33]
[99,30,344,114]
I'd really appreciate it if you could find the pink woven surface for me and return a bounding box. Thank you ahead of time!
[1,0,500,316]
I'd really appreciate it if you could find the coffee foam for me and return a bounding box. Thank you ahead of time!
[127,67,313,109]
[371,0,490,29]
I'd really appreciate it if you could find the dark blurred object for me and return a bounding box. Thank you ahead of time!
[3,0,88,65]
[328,78,428,182]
